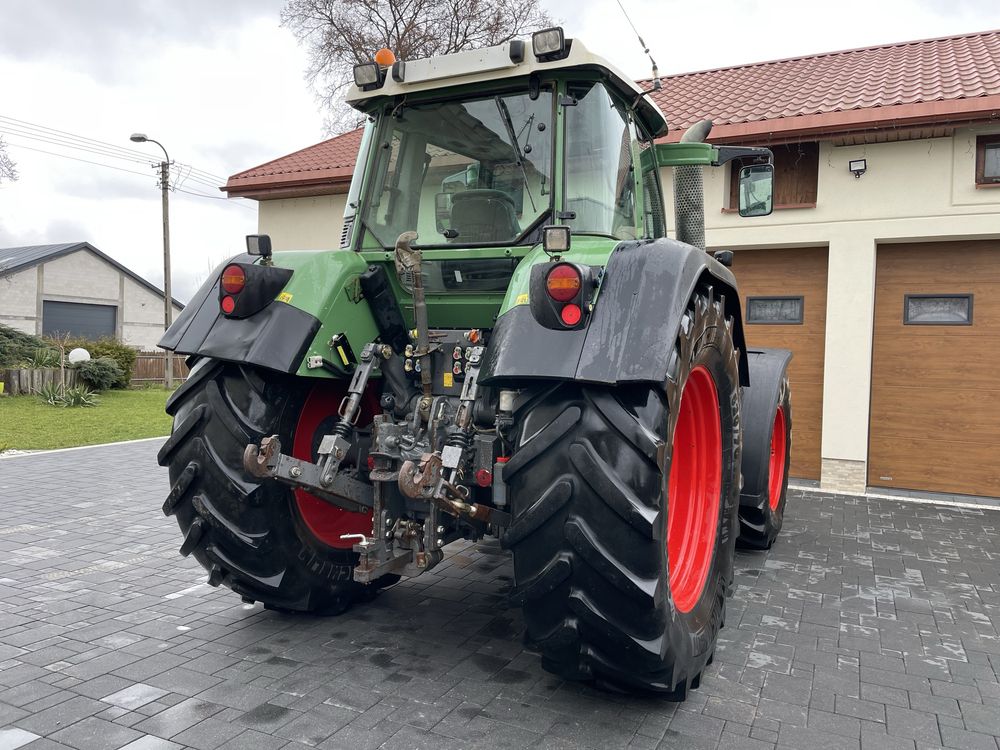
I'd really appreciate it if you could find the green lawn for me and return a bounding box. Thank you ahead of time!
[0,389,173,451]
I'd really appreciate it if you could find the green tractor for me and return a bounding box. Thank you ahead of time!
[159,28,792,697]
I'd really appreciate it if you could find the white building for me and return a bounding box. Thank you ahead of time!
[223,30,1000,500]
[0,242,184,349]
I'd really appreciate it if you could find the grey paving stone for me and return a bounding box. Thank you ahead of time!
[1,443,999,750]
[12,695,106,736]
[171,717,245,750]
[0,728,40,750]
[48,716,143,750]
[885,705,942,744]
[131,697,227,738]
[101,684,169,710]
[117,738,184,750]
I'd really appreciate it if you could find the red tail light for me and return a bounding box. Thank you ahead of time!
[220,296,236,314]
[221,264,246,294]
[560,303,582,326]
[545,264,581,302]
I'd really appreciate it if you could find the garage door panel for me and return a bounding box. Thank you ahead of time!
[872,335,1000,389]
[42,301,117,340]
[788,389,823,424]
[789,427,822,478]
[869,436,1000,497]
[869,241,1000,496]
[869,386,1000,439]
[732,246,827,480]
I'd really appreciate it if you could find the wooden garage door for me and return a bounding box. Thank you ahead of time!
[730,247,828,479]
[869,241,1000,497]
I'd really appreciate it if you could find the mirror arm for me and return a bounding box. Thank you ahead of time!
[713,146,773,167]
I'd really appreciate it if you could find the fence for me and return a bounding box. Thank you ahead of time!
[132,351,189,385]
[0,367,80,396]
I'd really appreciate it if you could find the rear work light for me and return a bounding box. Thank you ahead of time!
[545,263,581,302]
[221,264,246,294]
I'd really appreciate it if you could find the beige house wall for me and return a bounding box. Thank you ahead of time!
[44,250,120,302]
[122,277,180,349]
[0,266,39,334]
[661,125,1000,491]
[258,195,349,251]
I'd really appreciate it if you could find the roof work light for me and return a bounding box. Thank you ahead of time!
[532,27,567,60]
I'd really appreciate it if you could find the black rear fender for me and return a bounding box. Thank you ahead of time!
[481,238,750,388]
[159,254,320,375]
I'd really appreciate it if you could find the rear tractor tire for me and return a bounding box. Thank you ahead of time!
[158,359,392,614]
[503,289,742,696]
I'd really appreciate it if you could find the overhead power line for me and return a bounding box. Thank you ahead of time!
[5,140,249,210]
[0,114,228,184]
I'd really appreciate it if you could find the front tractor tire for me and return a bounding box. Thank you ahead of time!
[503,289,742,696]
[157,359,384,614]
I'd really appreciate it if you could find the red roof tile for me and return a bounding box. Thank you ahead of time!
[227,29,1000,195]
[225,128,364,198]
[647,29,1000,141]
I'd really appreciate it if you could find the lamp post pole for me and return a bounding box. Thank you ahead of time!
[131,134,173,389]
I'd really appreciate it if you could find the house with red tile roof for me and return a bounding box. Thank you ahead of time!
[223,29,1000,499]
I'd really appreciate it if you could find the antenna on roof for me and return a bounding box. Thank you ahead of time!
[616,0,661,91]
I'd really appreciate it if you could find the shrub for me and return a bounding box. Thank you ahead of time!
[35,382,98,407]
[21,347,60,368]
[61,386,99,407]
[0,324,57,368]
[51,336,136,387]
[77,356,124,391]
[36,382,63,405]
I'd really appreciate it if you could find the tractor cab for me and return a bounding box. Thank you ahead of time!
[343,30,668,266]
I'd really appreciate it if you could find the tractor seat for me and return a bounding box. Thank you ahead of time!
[449,190,520,243]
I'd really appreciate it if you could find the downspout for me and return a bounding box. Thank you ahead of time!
[673,119,713,251]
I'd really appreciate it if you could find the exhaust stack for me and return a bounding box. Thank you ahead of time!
[673,119,713,251]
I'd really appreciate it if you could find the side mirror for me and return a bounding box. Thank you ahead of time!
[738,164,774,217]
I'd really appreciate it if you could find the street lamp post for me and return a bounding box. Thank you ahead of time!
[130,133,173,389]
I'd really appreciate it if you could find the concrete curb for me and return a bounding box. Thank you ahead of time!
[788,481,1000,512]
[0,435,165,459]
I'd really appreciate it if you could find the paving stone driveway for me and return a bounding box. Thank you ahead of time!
[0,440,998,750]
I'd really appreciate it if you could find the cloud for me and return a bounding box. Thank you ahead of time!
[0,0,285,82]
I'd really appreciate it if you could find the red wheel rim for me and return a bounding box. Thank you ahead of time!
[768,406,787,511]
[667,365,722,614]
[292,385,373,549]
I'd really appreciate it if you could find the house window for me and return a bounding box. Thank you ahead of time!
[747,296,804,324]
[729,142,819,209]
[904,294,972,325]
[975,135,1000,185]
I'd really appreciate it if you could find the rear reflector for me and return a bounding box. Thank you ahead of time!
[546,264,581,302]
[221,264,246,294]
[220,295,236,314]
[560,303,582,326]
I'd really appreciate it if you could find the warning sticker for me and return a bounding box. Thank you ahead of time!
[276,291,293,303]
[443,372,454,388]
[515,293,529,306]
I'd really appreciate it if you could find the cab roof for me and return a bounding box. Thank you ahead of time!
[345,35,667,137]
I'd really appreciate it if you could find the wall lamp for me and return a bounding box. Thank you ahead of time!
[849,158,867,178]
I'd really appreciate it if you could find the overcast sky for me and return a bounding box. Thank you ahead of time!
[2,0,999,302]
